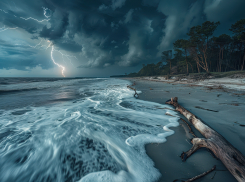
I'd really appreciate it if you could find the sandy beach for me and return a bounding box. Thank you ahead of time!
[123,77,245,182]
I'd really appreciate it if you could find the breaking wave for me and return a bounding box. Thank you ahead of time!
[0,78,179,182]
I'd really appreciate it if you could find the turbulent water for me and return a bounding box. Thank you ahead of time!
[0,78,179,182]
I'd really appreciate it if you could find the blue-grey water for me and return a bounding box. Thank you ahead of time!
[0,78,179,182]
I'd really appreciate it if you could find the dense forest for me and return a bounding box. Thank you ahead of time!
[127,19,245,77]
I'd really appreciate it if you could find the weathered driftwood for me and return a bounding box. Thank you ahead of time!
[166,97,245,182]
[180,118,197,138]
[173,165,216,182]
[127,85,138,97]
[180,118,217,160]
[185,165,216,182]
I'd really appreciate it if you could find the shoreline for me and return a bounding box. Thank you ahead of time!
[122,77,245,181]
[131,75,245,92]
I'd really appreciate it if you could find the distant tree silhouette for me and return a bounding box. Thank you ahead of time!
[127,19,245,77]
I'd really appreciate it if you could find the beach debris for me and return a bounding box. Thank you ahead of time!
[165,113,176,117]
[211,171,217,180]
[194,106,218,112]
[217,85,224,89]
[206,85,226,91]
[234,121,245,127]
[166,97,245,182]
[185,139,192,145]
[233,93,245,96]
[173,165,216,182]
[155,107,176,111]
[181,117,217,160]
[207,86,214,90]
[219,103,240,106]
[150,88,153,90]
[199,100,207,102]
[127,85,138,98]
[185,165,216,182]
[180,118,196,137]
[156,124,164,127]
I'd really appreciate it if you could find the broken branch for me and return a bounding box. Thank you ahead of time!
[166,97,245,182]
[127,85,138,98]
[185,165,216,182]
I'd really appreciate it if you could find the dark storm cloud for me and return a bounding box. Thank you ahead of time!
[0,0,245,72]
[204,0,245,22]
[204,0,245,36]
[54,40,82,53]
[0,39,42,70]
[39,12,69,40]
[0,39,52,70]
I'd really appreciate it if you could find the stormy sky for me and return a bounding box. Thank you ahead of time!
[0,0,245,77]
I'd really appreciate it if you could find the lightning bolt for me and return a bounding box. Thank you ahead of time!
[53,48,77,67]
[0,9,8,13]
[0,26,18,33]
[45,42,52,50]
[0,7,50,23]
[19,17,49,23]
[29,39,43,48]
[0,7,49,35]
[15,40,70,77]
[19,7,50,23]
[0,6,76,77]
[42,7,51,18]
[15,39,43,49]
[51,45,66,77]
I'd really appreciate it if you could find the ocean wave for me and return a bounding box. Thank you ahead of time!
[0,88,39,94]
[0,78,103,94]
[0,78,179,182]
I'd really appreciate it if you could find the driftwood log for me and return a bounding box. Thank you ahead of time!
[127,85,138,97]
[166,97,245,182]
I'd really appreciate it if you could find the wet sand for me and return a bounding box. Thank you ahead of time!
[123,78,245,182]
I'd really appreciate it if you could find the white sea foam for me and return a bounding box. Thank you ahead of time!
[0,78,179,182]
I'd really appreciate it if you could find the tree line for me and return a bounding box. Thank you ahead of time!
[128,19,245,77]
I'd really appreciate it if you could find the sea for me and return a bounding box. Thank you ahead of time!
[0,77,179,182]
